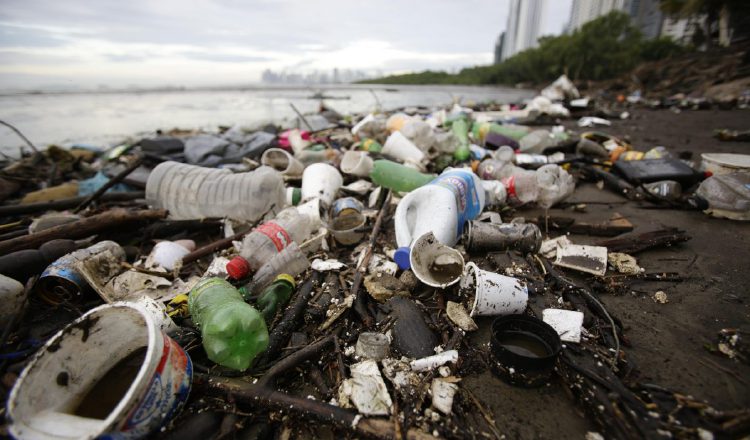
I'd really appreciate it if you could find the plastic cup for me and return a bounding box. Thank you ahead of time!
[460,262,527,316]
[340,151,374,177]
[301,163,343,206]
[382,131,425,164]
[409,232,464,289]
[261,148,305,176]
[7,303,192,439]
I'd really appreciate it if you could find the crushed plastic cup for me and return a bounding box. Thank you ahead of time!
[382,131,425,165]
[460,262,528,316]
[7,302,192,440]
[301,163,343,207]
[261,148,305,177]
[409,232,465,289]
[340,150,374,177]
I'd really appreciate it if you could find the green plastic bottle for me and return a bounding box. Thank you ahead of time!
[359,138,383,153]
[188,277,269,371]
[451,118,471,161]
[471,122,530,143]
[370,159,436,193]
[256,274,296,323]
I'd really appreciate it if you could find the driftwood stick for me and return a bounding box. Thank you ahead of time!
[181,226,252,264]
[0,191,145,217]
[351,189,390,328]
[193,374,436,440]
[257,335,334,388]
[0,208,166,254]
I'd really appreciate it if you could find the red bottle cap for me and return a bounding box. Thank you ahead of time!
[226,256,251,280]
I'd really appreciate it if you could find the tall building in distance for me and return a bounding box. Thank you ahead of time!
[566,0,664,39]
[499,0,544,62]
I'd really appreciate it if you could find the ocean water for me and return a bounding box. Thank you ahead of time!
[0,84,533,156]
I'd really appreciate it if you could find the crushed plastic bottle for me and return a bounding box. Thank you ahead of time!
[146,161,285,222]
[227,207,312,279]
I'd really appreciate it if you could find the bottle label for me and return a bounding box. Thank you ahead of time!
[430,170,481,237]
[256,222,292,252]
[501,176,519,206]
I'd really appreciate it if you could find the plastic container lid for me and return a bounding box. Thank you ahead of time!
[226,256,251,280]
[394,246,411,270]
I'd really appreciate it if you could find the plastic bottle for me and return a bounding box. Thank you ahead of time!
[227,207,312,279]
[253,274,296,323]
[644,180,682,200]
[188,277,268,371]
[393,169,485,269]
[242,242,310,295]
[401,120,435,152]
[450,118,471,161]
[146,161,285,222]
[535,164,575,209]
[519,129,555,154]
[472,122,530,143]
[501,169,540,207]
[358,138,382,153]
[369,159,436,193]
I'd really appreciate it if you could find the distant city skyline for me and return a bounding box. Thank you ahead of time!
[0,0,573,91]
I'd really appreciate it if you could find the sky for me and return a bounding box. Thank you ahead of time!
[0,0,572,90]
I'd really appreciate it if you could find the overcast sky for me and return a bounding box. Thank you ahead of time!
[0,0,572,90]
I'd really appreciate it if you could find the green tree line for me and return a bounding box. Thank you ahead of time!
[360,12,687,86]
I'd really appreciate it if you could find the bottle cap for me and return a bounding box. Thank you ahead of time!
[394,246,411,270]
[226,256,251,280]
[286,187,302,206]
[275,273,296,288]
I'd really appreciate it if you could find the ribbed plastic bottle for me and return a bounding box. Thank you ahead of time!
[241,241,310,295]
[227,207,311,280]
[188,277,269,371]
[393,169,485,269]
[146,161,285,222]
[477,160,540,207]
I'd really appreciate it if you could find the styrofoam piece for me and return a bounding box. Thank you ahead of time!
[460,262,527,317]
[542,308,584,343]
[301,163,343,206]
[382,131,425,164]
[338,360,392,416]
[431,379,458,415]
[340,150,374,177]
[554,244,607,276]
[0,274,25,323]
[410,350,459,372]
[149,241,191,271]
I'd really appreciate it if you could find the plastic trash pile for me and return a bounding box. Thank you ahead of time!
[1,77,749,440]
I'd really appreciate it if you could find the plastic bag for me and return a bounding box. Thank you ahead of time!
[695,172,750,220]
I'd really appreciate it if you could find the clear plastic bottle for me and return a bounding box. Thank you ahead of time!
[146,161,285,222]
[393,169,485,269]
[188,277,269,371]
[242,242,310,295]
[227,207,312,279]
[501,169,540,207]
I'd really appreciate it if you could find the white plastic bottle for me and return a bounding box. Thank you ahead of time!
[393,169,485,269]
[226,207,312,279]
[146,161,285,222]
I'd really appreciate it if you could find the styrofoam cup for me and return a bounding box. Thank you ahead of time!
[296,197,325,231]
[340,150,374,177]
[410,232,464,288]
[261,148,305,176]
[460,262,527,316]
[301,163,343,206]
[382,131,425,164]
